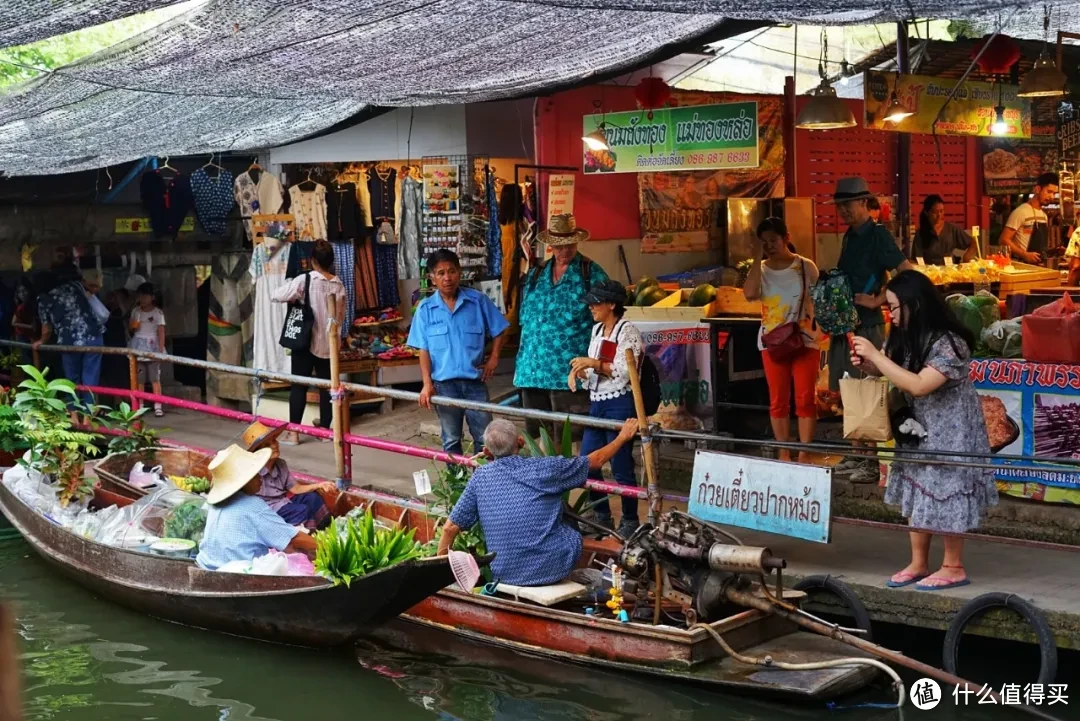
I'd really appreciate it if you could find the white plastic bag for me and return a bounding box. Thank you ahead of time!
[250,551,291,576]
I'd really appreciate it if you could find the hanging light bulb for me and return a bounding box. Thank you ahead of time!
[1018,5,1067,98]
[582,125,610,151]
[883,92,914,123]
[990,105,1009,135]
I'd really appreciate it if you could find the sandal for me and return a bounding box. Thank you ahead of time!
[915,564,970,592]
[886,569,928,588]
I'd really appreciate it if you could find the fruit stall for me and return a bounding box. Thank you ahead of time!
[624,276,769,434]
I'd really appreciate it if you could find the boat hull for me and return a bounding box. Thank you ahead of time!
[0,481,454,647]
[383,589,877,700]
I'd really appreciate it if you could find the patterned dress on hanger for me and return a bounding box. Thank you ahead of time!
[250,242,292,375]
[191,168,235,235]
[234,170,284,241]
[399,175,423,280]
[289,183,328,241]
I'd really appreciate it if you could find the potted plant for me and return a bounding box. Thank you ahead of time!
[13,365,102,507]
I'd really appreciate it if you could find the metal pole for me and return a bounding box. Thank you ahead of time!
[896,22,911,248]
[625,348,660,525]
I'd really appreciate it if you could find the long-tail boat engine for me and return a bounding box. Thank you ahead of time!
[617,510,785,625]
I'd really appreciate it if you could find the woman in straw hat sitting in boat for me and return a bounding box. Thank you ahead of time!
[195,444,318,571]
[242,421,335,530]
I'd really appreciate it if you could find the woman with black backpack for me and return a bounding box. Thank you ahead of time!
[569,279,643,537]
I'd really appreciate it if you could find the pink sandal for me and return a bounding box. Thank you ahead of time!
[886,569,928,588]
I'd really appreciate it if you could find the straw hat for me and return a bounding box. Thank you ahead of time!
[537,213,590,245]
[206,444,273,505]
[242,420,288,452]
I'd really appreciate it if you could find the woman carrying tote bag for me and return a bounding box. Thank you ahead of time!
[743,217,821,463]
[272,240,346,445]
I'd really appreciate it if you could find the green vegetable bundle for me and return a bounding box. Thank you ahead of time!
[313,509,422,587]
[163,501,208,545]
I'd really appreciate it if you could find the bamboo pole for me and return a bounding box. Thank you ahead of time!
[128,353,140,411]
[328,296,345,488]
[624,348,661,525]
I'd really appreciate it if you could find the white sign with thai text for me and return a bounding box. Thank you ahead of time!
[688,450,832,543]
[547,174,575,222]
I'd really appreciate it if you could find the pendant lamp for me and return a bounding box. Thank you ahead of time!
[1018,5,1067,98]
[796,79,857,130]
[990,105,1009,135]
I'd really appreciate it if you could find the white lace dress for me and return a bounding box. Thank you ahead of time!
[584,319,644,402]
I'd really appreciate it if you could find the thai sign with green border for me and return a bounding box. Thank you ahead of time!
[583,102,760,174]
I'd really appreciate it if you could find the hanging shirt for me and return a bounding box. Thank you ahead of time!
[234,170,284,241]
[325,182,363,240]
[250,241,292,375]
[190,168,235,236]
[140,171,194,239]
[289,184,328,241]
[514,255,609,390]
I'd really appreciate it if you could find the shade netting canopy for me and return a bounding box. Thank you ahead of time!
[0,0,1073,175]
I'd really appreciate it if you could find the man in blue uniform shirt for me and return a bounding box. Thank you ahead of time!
[408,249,510,456]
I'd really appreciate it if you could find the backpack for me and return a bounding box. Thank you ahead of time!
[810,269,859,337]
[597,321,662,416]
[526,253,593,294]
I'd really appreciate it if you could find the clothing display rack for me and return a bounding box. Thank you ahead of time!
[421,154,492,283]
[505,164,577,308]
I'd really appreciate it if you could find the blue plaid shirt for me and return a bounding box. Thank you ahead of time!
[450,455,588,586]
[196,493,299,570]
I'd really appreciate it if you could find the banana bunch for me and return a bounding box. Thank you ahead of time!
[170,475,211,494]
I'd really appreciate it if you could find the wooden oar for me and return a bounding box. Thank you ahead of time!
[624,348,661,525]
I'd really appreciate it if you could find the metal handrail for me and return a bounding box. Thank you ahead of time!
[6,339,1080,473]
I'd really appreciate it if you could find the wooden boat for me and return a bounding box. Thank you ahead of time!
[9,463,881,699]
[0,475,456,648]
[341,490,881,702]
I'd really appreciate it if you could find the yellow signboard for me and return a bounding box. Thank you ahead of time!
[115,216,195,234]
[864,71,1030,139]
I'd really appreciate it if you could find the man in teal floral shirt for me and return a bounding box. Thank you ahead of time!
[514,214,609,437]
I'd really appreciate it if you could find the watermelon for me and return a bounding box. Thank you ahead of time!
[634,276,660,298]
[688,284,717,307]
[635,286,668,307]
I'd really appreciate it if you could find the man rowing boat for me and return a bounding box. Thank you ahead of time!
[437,417,638,587]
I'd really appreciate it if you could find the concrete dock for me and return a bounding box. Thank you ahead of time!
[145,405,1080,651]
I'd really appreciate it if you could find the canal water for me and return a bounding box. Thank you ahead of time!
[1,538,1077,721]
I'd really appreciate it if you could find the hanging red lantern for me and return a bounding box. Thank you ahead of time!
[971,34,1021,77]
[635,77,672,118]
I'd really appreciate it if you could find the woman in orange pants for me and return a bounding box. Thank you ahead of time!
[743,217,821,463]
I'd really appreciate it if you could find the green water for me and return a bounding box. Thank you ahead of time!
[1,538,1076,721]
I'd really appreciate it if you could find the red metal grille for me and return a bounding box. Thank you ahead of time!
[794,98,897,234]
[909,133,969,226]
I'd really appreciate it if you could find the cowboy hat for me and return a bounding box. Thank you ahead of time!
[206,444,273,505]
[537,213,590,245]
[828,177,876,204]
[242,420,288,452]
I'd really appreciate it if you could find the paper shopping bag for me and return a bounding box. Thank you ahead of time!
[840,376,892,442]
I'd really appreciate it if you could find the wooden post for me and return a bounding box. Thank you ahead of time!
[0,604,20,721]
[327,296,346,487]
[624,348,661,525]
[128,353,141,411]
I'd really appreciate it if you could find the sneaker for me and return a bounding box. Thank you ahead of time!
[617,520,640,538]
[850,463,881,484]
[154,405,164,418]
[832,456,865,474]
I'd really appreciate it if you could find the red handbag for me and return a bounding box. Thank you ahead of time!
[761,260,808,362]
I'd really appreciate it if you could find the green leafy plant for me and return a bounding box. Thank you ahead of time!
[14,365,102,506]
[102,402,162,457]
[427,461,487,557]
[313,509,423,587]
[522,417,600,515]
[0,388,28,456]
[0,349,21,371]
[164,501,208,545]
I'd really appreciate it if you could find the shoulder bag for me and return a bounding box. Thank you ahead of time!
[761,259,808,362]
[279,272,314,351]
